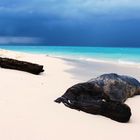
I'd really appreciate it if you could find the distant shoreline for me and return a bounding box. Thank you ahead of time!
[0,44,140,48]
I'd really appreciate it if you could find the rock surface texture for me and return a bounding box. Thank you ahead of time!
[55,73,140,122]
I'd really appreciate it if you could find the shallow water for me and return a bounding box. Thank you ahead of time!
[0,46,140,66]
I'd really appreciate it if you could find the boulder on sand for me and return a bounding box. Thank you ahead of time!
[55,73,140,122]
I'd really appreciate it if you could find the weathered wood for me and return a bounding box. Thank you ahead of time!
[0,57,44,75]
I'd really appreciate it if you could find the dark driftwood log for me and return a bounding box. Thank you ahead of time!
[55,73,140,123]
[0,57,44,75]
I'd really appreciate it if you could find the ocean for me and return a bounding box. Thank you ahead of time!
[0,45,140,66]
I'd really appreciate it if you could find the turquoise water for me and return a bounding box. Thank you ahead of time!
[0,45,140,65]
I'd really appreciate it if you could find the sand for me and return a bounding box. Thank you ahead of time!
[0,49,140,140]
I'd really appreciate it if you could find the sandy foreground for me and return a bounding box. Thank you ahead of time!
[0,49,140,140]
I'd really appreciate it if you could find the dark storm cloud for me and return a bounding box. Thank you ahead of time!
[0,0,140,46]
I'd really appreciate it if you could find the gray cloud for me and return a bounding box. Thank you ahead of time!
[0,36,42,44]
[0,0,140,19]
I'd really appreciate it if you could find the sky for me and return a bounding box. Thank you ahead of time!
[0,0,140,47]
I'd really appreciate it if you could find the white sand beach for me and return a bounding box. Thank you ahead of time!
[0,49,140,140]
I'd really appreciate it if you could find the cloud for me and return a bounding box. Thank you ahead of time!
[0,36,42,44]
[0,0,140,19]
[0,0,139,46]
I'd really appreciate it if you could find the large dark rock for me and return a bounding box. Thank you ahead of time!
[0,57,44,75]
[55,73,140,122]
